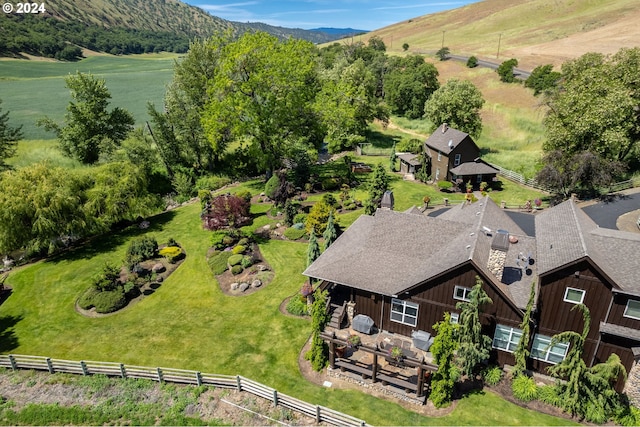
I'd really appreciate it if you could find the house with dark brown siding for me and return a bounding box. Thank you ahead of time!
[304,197,640,392]
[424,123,481,183]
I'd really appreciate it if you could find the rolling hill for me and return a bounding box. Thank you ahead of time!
[359,0,640,70]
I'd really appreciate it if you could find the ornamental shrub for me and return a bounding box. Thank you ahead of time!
[231,265,243,275]
[240,255,253,269]
[264,174,279,199]
[126,236,158,270]
[166,237,178,247]
[210,232,226,250]
[236,190,252,203]
[293,213,307,224]
[195,175,232,192]
[237,238,249,246]
[286,296,308,316]
[481,365,503,386]
[208,251,232,275]
[321,177,340,191]
[437,180,453,191]
[232,245,246,254]
[159,246,183,263]
[93,289,127,313]
[284,227,306,240]
[228,254,243,266]
[78,286,100,310]
[511,374,539,402]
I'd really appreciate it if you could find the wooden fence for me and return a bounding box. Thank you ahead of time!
[0,354,368,427]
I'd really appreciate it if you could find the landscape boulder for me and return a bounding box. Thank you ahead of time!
[239,282,250,292]
[151,263,165,274]
[251,279,262,288]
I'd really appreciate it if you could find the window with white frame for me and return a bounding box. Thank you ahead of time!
[449,313,459,324]
[563,287,585,304]
[454,153,461,166]
[492,324,523,353]
[390,298,418,327]
[437,151,442,161]
[453,285,472,302]
[531,334,569,364]
[624,300,640,320]
[435,168,440,180]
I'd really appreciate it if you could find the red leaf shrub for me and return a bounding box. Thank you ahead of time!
[202,194,251,230]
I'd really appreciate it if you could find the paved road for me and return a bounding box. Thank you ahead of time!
[582,191,640,230]
[447,54,531,79]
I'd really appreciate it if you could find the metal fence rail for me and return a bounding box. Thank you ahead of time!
[0,354,367,427]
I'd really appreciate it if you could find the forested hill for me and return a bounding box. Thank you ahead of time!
[0,0,343,59]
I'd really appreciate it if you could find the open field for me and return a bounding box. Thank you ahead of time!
[0,54,176,139]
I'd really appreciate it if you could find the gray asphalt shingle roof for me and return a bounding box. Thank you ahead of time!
[304,197,537,309]
[449,161,499,176]
[424,125,477,155]
[397,153,421,165]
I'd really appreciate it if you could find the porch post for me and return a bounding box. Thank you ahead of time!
[328,332,336,369]
[372,348,379,382]
[416,365,424,397]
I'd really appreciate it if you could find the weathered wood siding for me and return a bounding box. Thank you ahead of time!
[608,294,640,329]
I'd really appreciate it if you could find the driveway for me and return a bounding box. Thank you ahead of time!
[581,189,640,231]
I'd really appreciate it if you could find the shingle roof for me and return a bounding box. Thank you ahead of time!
[397,153,421,166]
[536,199,640,295]
[600,322,640,341]
[449,161,499,176]
[424,124,477,155]
[304,197,537,309]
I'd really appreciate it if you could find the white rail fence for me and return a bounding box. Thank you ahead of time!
[0,354,368,427]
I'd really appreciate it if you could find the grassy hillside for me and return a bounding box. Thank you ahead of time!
[361,0,640,69]
[0,54,175,139]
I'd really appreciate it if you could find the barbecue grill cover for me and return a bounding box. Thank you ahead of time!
[412,330,432,351]
[352,314,375,334]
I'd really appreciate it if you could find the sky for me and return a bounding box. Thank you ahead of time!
[182,0,482,31]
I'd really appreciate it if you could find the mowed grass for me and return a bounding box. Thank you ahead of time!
[0,54,177,139]
[1,199,572,425]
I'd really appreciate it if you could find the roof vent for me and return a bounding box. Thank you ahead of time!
[491,230,510,252]
[448,139,454,148]
[380,190,394,210]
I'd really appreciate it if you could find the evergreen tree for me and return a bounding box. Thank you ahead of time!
[456,276,493,377]
[322,211,337,251]
[430,312,459,408]
[512,282,536,378]
[306,289,330,371]
[307,231,320,267]
[547,304,627,422]
[0,99,22,172]
[364,163,390,215]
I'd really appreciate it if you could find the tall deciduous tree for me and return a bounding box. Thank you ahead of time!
[0,99,22,172]
[497,58,518,83]
[202,32,322,175]
[384,55,439,119]
[423,79,485,139]
[547,304,627,423]
[543,48,640,166]
[525,64,561,96]
[456,276,493,377]
[37,72,134,164]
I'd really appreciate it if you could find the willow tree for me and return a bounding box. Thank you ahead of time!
[456,276,493,377]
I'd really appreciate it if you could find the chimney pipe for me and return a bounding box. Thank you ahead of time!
[442,123,448,133]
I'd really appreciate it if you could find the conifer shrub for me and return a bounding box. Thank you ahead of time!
[284,228,306,240]
[231,265,243,275]
[93,289,127,313]
[126,236,158,270]
[159,246,183,263]
[78,286,100,310]
[232,245,246,254]
[208,251,232,275]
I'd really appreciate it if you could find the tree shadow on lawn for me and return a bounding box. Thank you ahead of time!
[0,314,22,353]
[45,210,178,264]
[367,128,402,149]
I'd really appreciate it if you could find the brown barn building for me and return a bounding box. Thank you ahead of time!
[304,197,640,391]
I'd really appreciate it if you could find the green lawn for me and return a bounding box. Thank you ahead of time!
[0,199,573,425]
[0,54,176,139]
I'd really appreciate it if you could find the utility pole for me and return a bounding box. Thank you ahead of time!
[441,30,445,49]
[497,33,502,59]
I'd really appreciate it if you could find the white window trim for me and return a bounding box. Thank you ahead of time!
[450,313,459,324]
[563,287,585,304]
[390,298,418,327]
[454,153,461,166]
[453,285,472,302]
[624,300,640,320]
[531,334,569,364]
[437,151,442,161]
[492,324,523,353]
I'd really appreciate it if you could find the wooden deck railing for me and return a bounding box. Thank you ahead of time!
[0,354,368,427]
